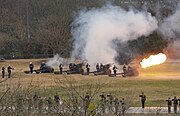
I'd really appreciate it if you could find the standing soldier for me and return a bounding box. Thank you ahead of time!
[59,64,63,74]
[96,63,100,72]
[172,96,178,113]
[139,92,146,108]
[86,63,90,75]
[123,64,127,76]
[113,65,118,77]
[2,67,5,78]
[29,62,34,74]
[100,63,104,71]
[166,97,172,113]
[7,66,14,78]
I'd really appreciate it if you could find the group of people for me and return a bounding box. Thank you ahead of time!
[139,92,180,114]
[1,66,14,78]
[166,96,180,113]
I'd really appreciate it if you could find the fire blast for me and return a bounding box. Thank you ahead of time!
[140,53,167,68]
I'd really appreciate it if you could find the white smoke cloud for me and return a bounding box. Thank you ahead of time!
[71,5,158,65]
[159,2,180,58]
[160,3,180,39]
[46,54,70,67]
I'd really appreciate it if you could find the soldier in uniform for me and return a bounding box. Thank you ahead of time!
[96,63,100,72]
[113,65,118,77]
[7,65,14,78]
[29,62,34,74]
[100,63,104,71]
[86,63,90,75]
[120,98,126,115]
[166,97,172,113]
[59,64,63,74]
[172,96,178,113]
[139,92,146,108]
[123,64,127,77]
[2,67,5,78]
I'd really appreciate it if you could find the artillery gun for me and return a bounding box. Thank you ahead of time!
[66,63,84,74]
[24,62,54,74]
[123,66,139,77]
[94,64,111,76]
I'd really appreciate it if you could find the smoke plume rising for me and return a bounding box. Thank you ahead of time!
[160,2,180,58]
[71,5,158,65]
[160,3,180,39]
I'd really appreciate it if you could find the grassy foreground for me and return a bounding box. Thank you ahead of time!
[0,59,180,107]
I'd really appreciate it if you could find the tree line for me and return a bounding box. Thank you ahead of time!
[0,0,175,59]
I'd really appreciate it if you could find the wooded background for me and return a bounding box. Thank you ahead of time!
[0,0,177,60]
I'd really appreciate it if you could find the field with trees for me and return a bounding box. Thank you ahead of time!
[0,0,177,62]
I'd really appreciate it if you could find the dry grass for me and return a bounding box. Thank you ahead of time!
[0,59,180,107]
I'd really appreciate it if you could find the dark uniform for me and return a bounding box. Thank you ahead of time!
[139,92,146,108]
[123,64,126,74]
[2,67,5,78]
[29,62,34,74]
[172,96,178,113]
[100,63,104,71]
[86,63,90,75]
[96,63,100,72]
[7,66,14,78]
[113,65,118,77]
[166,98,172,113]
[59,64,63,74]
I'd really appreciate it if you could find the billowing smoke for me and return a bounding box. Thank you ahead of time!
[46,54,70,66]
[71,5,158,65]
[160,2,180,58]
[160,3,180,39]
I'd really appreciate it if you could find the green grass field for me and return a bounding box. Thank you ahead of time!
[0,59,180,107]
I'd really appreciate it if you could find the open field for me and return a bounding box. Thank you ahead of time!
[0,59,180,107]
